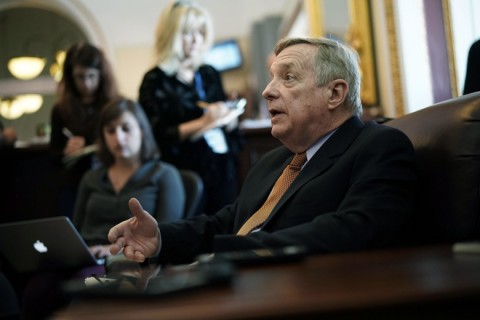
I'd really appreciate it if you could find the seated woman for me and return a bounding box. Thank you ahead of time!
[22,98,185,319]
[73,97,185,258]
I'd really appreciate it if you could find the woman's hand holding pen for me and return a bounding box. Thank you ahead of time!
[199,101,229,125]
[206,101,239,131]
[178,102,230,140]
[62,128,86,156]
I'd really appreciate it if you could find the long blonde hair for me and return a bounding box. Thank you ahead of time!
[154,0,214,75]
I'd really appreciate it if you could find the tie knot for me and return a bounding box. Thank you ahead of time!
[289,152,307,171]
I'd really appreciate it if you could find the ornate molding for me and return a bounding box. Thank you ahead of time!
[347,0,377,106]
[305,0,324,37]
[385,0,405,116]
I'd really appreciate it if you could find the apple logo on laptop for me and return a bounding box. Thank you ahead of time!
[33,240,48,253]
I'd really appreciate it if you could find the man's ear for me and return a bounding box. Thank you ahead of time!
[327,79,348,110]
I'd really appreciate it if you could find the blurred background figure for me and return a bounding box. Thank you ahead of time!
[0,119,17,148]
[49,42,119,217]
[30,122,51,145]
[463,39,480,95]
[139,0,244,216]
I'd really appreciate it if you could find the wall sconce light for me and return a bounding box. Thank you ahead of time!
[0,94,43,120]
[7,56,46,80]
[50,50,66,82]
[0,97,23,120]
[15,94,43,114]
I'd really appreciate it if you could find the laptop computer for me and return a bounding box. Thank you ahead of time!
[0,216,104,273]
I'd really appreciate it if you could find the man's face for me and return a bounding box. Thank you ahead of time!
[262,44,331,152]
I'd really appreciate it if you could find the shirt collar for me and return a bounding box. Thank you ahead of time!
[305,129,337,163]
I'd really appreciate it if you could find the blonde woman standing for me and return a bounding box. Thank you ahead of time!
[139,0,243,216]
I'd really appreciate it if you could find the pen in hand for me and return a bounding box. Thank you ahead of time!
[196,101,209,109]
[62,127,86,157]
[62,127,74,138]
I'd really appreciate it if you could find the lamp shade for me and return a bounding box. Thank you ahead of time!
[15,94,43,114]
[7,56,46,80]
[0,94,43,120]
[50,50,66,82]
[0,99,23,120]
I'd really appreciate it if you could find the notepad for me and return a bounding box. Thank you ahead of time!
[190,98,246,141]
[62,144,98,167]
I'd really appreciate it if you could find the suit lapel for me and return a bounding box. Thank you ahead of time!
[265,116,365,224]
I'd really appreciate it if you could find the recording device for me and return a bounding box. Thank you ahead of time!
[196,246,307,266]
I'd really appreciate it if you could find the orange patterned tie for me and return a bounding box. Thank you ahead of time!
[237,152,307,235]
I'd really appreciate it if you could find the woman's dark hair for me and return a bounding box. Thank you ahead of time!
[96,98,160,167]
[56,42,118,119]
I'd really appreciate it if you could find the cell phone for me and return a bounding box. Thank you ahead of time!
[196,246,307,266]
[62,261,235,299]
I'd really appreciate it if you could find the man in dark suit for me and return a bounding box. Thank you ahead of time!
[463,39,480,95]
[108,37,416,264]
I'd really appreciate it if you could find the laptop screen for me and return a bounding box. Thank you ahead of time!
[0,216,102,273]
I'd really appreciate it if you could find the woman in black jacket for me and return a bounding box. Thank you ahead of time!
[139,0,243,215]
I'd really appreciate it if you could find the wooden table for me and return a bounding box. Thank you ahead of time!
[54,245,480,319]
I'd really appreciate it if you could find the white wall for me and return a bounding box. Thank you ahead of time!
[395,0,433,113]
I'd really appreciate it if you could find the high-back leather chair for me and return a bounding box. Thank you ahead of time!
[386,92,480,245]
[0,270,19,319]
[179,169,204,219]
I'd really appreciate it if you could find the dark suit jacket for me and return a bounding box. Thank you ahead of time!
[158,116,417,264]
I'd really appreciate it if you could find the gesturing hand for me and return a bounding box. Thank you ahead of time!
[108,198,162,263]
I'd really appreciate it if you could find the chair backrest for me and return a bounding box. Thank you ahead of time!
[386,92,480,245]
[179,169,204,219]
[0,271,19,318]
